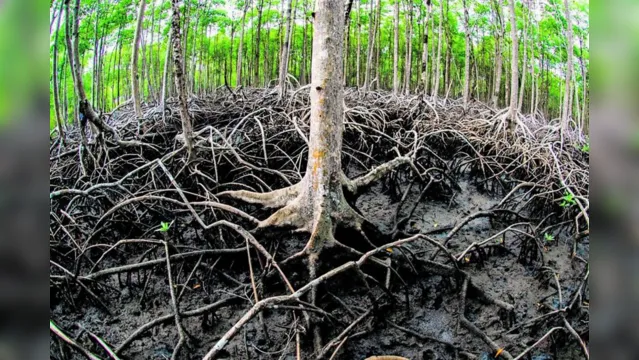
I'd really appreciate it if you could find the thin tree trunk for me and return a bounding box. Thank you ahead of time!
[344,0,354,86]
[433,0,443,100]
[518,9,528,112]
[132,0,147,118]
[170,0,194,160]
[92,0,101,107]
[491,1,504,108]
[462,0,471,109]
[236,0,251,87]
[67,0,113,139]
[403,0,412,95]
[278,0,294,98]
[507,0,518,130]
[421,0,432,96]
[561,0,573,133]
[53,0,65,141]
[161,32,172,122]
[373,0,381,89]
[363,0,376,91]
[254,0,264,85]
[393,0,400,94]
[356,0,361,87]
[578,34,587,132]
[302,0,309,84]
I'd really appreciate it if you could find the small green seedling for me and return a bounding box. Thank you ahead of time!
[157,221,171,233]
[544,233,554,242]
[560,191,576,207]
[580,143,590,153]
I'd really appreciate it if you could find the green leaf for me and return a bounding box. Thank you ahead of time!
[158,221,171,233]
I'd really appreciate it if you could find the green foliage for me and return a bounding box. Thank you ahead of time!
[579,142,589,153]
[48,0,589,129]
[544,233,555,242]
[157,221,171,233]
[560,191,577,208]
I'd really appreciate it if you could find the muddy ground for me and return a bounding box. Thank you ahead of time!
[50,90,589,360]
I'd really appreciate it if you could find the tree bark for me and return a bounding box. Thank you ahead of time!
[170,0,194,160]
[278,0,294,98]
[561,0,573,133]
[507,0,518,130]
[132,0,147,118]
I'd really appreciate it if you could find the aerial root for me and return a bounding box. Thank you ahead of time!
[219,184,300,209]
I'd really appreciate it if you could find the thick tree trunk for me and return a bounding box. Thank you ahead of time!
[236,0,251,87]
[507,0,518,130]
[421,0,432,96]
[132,0,147,118]
[393,0,400,94]
[462,0,471,109]
[278,0,294,98]
[300,0,347,249]
[170,0,194,160]
[561,0,573,133]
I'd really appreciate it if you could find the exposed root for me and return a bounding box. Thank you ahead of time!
[50,89,588,360]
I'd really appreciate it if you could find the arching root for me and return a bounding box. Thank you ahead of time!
[218,156,413,354]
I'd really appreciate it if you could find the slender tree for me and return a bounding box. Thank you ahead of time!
[52,0,65,142]
[507,0,519,131]
[421,0,432,96]
[170,0,194,160]
[518,7,529,112]
[363,0,376,91]
[236,0,252,87]
[132,0,147,118]
[462,0,471,108]
[66,0,114,139]
[403,0,412,94]
[561,0,573,133]
[393,0,400,94]
[278,0,294,98]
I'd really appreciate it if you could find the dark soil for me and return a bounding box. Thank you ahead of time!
[50,89,589,360]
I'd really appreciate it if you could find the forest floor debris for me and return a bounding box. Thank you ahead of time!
[50,88,589,360]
